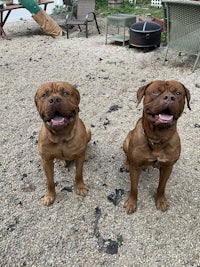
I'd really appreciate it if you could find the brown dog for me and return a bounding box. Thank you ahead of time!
[123,80,191,214]
[35,81,91,205]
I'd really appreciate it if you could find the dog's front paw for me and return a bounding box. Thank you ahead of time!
[76,183,89,196]
[156,195,169,211]
[43,192,56,206]
[124,197,137,214]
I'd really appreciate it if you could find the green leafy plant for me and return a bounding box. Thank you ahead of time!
[96,0,163,18]
[52,4,68,14]
[52,0,164,19]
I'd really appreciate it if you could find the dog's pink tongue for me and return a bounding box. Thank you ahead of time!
[51,116,65,125]
[159,114,173,122]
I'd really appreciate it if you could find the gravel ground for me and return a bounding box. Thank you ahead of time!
[0,16,200,267]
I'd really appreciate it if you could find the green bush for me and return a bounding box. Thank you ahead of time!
[96,0,163,18]
[53,0,164,19]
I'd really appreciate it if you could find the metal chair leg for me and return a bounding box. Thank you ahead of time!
[163,46,169,64]
[86,22,88,38]
[94,14,100,34]
[66,24,69,39]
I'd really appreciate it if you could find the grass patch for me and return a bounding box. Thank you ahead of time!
[53,0,164,19]
[96,0,164,18]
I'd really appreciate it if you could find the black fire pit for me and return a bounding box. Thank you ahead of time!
[129,21,162,50]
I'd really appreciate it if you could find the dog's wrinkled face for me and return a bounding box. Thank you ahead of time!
[137,80,191,128]
[35,82,80,131]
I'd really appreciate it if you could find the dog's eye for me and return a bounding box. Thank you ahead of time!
[176,91,181,95]
[152,89,159,95]
[63,90,70,96]
[41,92,47,98]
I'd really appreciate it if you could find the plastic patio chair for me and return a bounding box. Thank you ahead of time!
[65,0,100,38]
[162,0,200,71]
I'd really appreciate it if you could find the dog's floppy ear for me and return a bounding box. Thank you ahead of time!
[137,82,152,107]
[34,94,37,108]
[73,86,80,106]
[34,90,39,108]
[181,83,191,110]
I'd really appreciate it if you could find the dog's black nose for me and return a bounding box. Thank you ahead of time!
[49,96,61,104]
[163,93,175,103]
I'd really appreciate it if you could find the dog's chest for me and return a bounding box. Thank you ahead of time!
[56,141,85,160]
[148,154,169,167]
[41,139,85,161]
[145,144,177,167]
[143,135,180,167]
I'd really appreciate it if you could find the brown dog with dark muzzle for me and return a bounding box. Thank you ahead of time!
[123,80,191,214]
[35,81,91,205]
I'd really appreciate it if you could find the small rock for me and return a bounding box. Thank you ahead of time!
[119,166,129,173]
[105,239,118,254]
[7,224,16,232]
[61,186,73,192]
[195,83,200,88]
[21,182,36,192]
[108,104,119,113]
[107,189,125,206]
[103,118,110,126]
